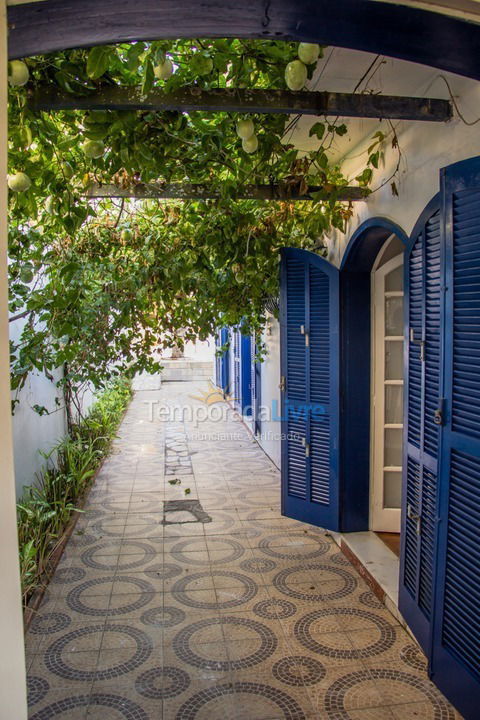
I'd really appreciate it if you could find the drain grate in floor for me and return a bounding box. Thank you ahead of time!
[162,499,212,525]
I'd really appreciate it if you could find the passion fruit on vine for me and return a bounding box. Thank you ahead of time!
[8,60,29,86]
[83,140,105,159]
[61,161,74,180]
[154,58,174,81]
[192,54,214,76]
[298,43,321,65]
[8,171,31,192]
[285,60,308,91]
[121,228,133,242]
[236,119,255,140]
[242,134,258,154]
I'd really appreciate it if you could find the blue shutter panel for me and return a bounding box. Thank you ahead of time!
[233,328,241,411]
[399,203,441,652]
[431,159,480,719]
[280,248,340,530]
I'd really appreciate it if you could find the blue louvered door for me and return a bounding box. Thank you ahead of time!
[399,200,442,653]
[215,331,222,387]
[251,335,261,434]
[280,248,340,529]
[233,328,241,411]
[429,158,480,719]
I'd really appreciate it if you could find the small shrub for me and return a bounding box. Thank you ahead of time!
[17,377,132,606]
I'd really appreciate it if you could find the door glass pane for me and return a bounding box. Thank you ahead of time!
[385,384,403,424]
[385,265,403,292]
[384,471,402,508]
[385,340,403,380]
[385,295,403,336]
[385,427,403,466]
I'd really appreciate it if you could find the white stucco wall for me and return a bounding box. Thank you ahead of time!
[327,67,480,265]
[257,314,281,468]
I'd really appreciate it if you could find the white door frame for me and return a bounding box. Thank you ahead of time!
[370,246,404,533]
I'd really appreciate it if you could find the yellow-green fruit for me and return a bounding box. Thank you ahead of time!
[242,134,258,154]
[8,171,31,192]
[236,119,255,140]
[62,161,74,180]
[285,60,308,91]
[8,60,29,86]
[298,43,321,64]
[192,55,213,76]
[154,58,174,80]
[83,140,105,159]
[121,229,133,242]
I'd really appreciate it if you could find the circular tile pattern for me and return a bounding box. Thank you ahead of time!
[330,551,350,566]
[400,643,428,671]
[359,590,384,609]
[253,598,297,620]
[258,533,330,561]
[273,564,357,602]
[173,616,277,670]
[175,681,306,720]
[29,612,71,635]
[71,532,97,546]
[140,605,186,628]
[27,676,49,707]
[273,655,326,687]
[29,693,149,720]
[135,665,190,699]
[240,557,276,574]
[171,537,245,565]
[143,562,182,580]
[294,608,396,659]
[51,567,86,584]
[81,540,155,571]
[172,570,257,609]
[66,576,154,616]
[45,624,152,681]
[324,668,455,720]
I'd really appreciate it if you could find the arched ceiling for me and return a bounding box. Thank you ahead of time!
[6,0,480,79]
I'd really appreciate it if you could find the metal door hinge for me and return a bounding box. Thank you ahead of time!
[407,503,421,536]
[410,329,425,362]
[279,376,286,392]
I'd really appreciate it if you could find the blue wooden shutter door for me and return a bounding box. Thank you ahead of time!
[251,335,261,434]
[399,201,441,653]
[430,157,480,719]
[280,248,340,530]
[241,333,252,416]
[215,331,222,387]
[233,328,241,411]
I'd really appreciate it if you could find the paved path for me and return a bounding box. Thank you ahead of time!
[25,381,461,719]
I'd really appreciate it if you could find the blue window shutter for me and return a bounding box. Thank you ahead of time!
[233,328,241,411]
[430,157,480,719]
[241,333,252,416]
[399,199,441,653]
[280,248,340,530]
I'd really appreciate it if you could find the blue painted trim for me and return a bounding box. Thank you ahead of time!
[341,217,409,273]
[241,332,252,417]
[8,0,480,80]
[340,217,408,531]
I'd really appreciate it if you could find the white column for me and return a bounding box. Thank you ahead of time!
[0,1,28,717]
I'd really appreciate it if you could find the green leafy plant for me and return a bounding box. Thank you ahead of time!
[17,378,132,606]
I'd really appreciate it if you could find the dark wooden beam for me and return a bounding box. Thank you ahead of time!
[85,182,369,202]
[8,0,480,81]
[30,86,452,122]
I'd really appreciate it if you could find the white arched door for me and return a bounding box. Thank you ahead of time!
[371,249,404,532]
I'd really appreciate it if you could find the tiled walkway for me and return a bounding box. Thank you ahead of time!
[25,381,461,719]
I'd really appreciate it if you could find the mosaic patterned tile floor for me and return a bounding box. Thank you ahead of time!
[25,381,463,719]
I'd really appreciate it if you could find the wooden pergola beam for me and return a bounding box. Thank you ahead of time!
[30,86,452,122]
[85,182,369,202]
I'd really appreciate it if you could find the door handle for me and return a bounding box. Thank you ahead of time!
[434,399,445,426]
[407,504,421,536]
[279,376,286,392]
[409,328,425,362]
